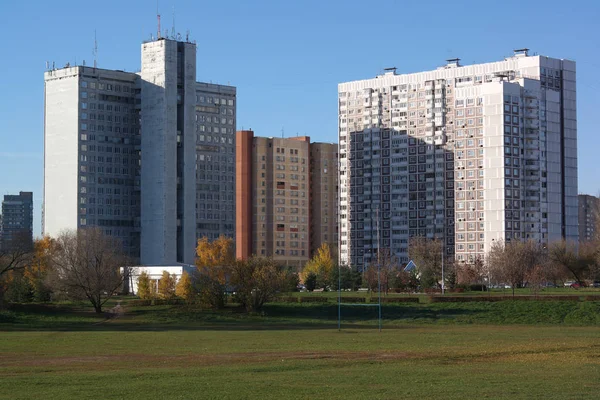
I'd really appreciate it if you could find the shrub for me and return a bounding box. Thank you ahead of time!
[469,284,487,292]
[304,272,317,292]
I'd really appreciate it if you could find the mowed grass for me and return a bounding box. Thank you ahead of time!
[1,301,600,399]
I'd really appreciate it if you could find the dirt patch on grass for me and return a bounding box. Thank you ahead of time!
[0,350,422,371]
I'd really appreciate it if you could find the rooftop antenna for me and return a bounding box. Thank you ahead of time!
[171,4,176,39]
[157,0,161,39]
[93,30,98,69]
[281,127,284,138]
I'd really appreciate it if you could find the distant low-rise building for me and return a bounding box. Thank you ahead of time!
[578,194,599,242]
[0,192,33,251]
[124,264,196,295]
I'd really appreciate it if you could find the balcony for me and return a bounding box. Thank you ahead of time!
[525,119,539,129]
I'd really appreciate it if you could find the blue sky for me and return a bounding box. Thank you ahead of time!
[0,0,599,237]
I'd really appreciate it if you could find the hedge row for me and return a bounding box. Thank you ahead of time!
[129,298,186,307]
[429,295,582,303]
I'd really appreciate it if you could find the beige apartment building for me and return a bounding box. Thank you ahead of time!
[310,143,339,257]
[236,130,337,270]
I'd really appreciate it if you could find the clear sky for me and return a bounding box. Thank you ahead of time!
[0,0,599,237]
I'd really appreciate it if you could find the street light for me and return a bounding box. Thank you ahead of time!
[441,240,445,295]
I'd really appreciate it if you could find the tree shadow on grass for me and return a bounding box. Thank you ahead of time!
[0,302,480,332]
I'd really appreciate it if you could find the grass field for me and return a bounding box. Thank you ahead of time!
[1,300,600,399]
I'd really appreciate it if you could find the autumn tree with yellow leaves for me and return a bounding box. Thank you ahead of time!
[175,271,195,303]
[301,243,335,290]
[158,271,177,299]
[24,236,55,302]
[136,271,153,300]
[195,235,235,308]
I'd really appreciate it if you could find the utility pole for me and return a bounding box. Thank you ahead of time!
[441,240,445,295]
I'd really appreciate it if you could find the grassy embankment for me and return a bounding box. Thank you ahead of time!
[1,299,599,399]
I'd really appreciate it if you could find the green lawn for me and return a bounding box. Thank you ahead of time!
[1,301,600,399]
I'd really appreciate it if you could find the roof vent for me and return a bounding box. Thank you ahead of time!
[513,48,529,57]
[446,58,461,68]
[384,67,397,76]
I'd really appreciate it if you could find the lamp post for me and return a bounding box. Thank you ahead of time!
[441,240,445,295]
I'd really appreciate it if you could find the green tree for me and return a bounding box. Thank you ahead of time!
[332,267,362,291]
[304,272,317,292]
[284,270,300,292]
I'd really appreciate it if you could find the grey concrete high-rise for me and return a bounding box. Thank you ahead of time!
[44,66,140,259]
[338,50,577,269]
[43,37,236,265]
[1,192,33,251]
[140,39,197,265]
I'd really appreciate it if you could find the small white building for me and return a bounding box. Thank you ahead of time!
[124,264,196,295]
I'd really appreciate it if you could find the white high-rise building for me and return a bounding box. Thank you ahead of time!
[338,50,577,269]
[43,37,236,264]
[44,66,141,258]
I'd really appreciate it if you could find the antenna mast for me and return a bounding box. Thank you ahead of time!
[157,1,161,39]
[171,4,176,39]
[93,30,98,69]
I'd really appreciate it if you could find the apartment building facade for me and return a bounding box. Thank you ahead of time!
[0,192,33,251]
[338,50,577,269]
[43,37,236,264]
[236,130,337,270]
[44,66,141,258]
[578,194,599,242]
[310,143,339,255]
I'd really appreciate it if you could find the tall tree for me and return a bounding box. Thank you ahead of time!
[24,236,55,302]
[48,228,131,313]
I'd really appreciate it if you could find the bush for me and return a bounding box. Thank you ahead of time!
[469,284,487,292]
[2,272,33,303]
[299,296,329,303]
[230,257,286,312]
